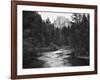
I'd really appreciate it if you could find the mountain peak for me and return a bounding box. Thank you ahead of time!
[53,16,71,29]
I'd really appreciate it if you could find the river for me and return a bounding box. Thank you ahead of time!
[37,48,73,67]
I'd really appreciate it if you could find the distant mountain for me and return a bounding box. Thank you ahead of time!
[53,16,71,29]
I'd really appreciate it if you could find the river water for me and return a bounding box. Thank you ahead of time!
[37,49,72,68]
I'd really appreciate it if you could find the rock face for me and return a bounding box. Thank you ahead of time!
[53,16,71,29]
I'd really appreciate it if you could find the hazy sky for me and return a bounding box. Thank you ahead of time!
[38,11,73,23]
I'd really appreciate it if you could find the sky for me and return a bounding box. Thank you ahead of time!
[38,11,73,23]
